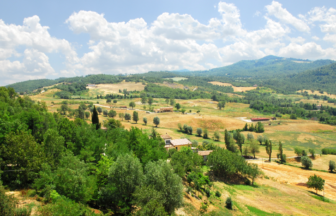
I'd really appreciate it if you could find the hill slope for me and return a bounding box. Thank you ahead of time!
[179,55,334,78]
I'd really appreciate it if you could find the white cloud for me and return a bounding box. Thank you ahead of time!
[306,6,336,33]
[254,11,261,17]
[266,1,310,32]
[312,36,319,40]
[279,42,336,60]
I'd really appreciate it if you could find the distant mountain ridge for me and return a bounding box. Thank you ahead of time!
[177,55,335,78]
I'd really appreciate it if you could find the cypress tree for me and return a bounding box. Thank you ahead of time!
[92,106,100,129]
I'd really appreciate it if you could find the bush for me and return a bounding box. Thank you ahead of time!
[290,113,297,119]
[329,161,336,173]
[14,207,31,216]
[322,148,336,155]
[203,129,209,139]
[183,124,188,133]
[309,149,315,159]
[215,191,221,198]
[205,189,210,198]
[281,154,287,163]
[301,156,313,169]
[226,197,232,210]
[302,150,307,156]
[275,113,282,117]
[0,184,16,216]
[196,128,202,136]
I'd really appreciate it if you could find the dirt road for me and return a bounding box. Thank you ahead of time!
[250,160,336,200]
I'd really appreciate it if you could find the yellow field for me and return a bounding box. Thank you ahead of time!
[298,89,336,99]
[87,82,146,96]
[209,81,257,92]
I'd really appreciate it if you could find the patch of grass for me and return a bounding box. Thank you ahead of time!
[246,205,281,216]
[311,194,335,203]
[232,185,255,191]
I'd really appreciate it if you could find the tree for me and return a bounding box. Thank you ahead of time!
[142,160,183,214]
[113,100,117,104]
[257,135,263,144]
[169,98,175,106]
[187,126,193,135]
[183,124,188,133]
[85,112,90,119]
[106,99,111,103]
[108,110,117,118]
[247,133,254,141]
[107,154,144,214]
[103,109,108,116]
[97,106,103,114]
[329,160,336,173]
[129,102,136,109]
[125,113,131,122]
[119,113,125,120]
[181,108,186,114]
[249,140,260,159]
[43,129,65,169]
[104,118,123,129]
[226,197,232,210]
[175,103,181,110]
[143,117,147,125]
[153,117,160,127]
[217,101,225,110]
[91,106,100,129]
[255,122,264,133]
[307,174,325,194]
[133,111,139,123]
[301,156,313,169]
[214,131,220,141]
[196,128,202,137]
[265,140,272,162]
[309,149,315,159]
[243,145,250,156]
[203,128,208,139]
[141,97,147,104]
[147,97,153,106]
[177,123,182,131]
[165,98,170,105]
[236,131,243,155]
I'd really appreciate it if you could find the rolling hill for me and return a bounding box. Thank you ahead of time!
[178,55,335,78]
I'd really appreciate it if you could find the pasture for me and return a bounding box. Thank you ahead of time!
[209,81,257,92]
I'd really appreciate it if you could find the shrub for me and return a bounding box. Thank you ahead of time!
[198,195,203,200]
[281,154,287,163]
[187,126,193,135]
[203,129,209,139]
[307,174,325,194]
[309,149,315,159]
[302,150,307,156]
[275,113,282,117]
[183,124,188,133]
[215,191,221,198]
[168,148,177,158]
[290,113,297,119]
[178,123,182,131]
[226,197,232,210]
[329,161,336,173]
[205,189,210,198]
[196,128,202,136]
[0,184,16,215]
[301,156,313,169]
[322,148,336,155]
[14,207,32,216]
[247,133,254,141]
[294,147,304,156]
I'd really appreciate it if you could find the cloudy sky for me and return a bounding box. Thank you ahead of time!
[1,0,336,86]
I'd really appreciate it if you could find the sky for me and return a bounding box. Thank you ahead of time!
[1,0,336,86]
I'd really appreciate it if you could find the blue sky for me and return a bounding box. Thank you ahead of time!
[1,0,336,85]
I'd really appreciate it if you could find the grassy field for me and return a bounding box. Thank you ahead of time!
[209,81,257,92]
[31,87,336,159]
[164,77,188,81]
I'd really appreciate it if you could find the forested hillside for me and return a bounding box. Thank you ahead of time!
[177,55,334,78]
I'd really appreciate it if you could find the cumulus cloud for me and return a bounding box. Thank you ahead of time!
[2,1,336,86]
[266,1,310,32]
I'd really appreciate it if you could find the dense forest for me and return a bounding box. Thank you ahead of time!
[0,86,260,215]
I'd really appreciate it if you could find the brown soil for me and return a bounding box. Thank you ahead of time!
[209,81,257,92]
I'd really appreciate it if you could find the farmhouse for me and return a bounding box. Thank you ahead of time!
[251,117,270,122]
[154,107,174,113]
[160,133,172,145]
[164,138,192,151]
[198,150,213,162]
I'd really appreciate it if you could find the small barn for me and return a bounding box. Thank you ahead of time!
[251,118,270,122]
[161,133,172,145]
[198,150,213,162]
[170,138,192,151]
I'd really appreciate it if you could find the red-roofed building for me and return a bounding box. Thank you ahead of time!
[251,118,270,122]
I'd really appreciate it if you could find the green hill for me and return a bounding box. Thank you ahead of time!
[179,55,334,78]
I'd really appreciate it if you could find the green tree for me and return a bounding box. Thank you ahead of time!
[181,108,186,114]
[177,123,182,131]
[141,97,147,104]
[329,160,336,173]
[129,101,136,109]
[43,129,65,169]
[119,112,125,120]
[91,106,100,129]
[165,98,170,104]
[133,111,139,123]
[266,140,272,162]
[107,154,144,214]
[143,117,147,125]
[301,156,313,169]
[309,149,315,159]
[1,132,45,186]
[113,99,117,104]
[249,140,260,159]
[125,113,131,122]
[217,101,225,110]
[103,109,108,116]
[203,128,208,139]
[307,174,325,194]
[256,122,264,133]
[187,126,193,135]
[257,135,263,144]
[153,117,160,127]
[170,148,203,178]
[175,103,181,110]
[147,97,153,106]
[97,106,103,114]
[169,98,175,106]
[108,110,117,118]
[196,128,202,137]
[214,131,220,141]
[106,99,111,103]
[142,160,183,214]
[85,112,90,119]
[236,131,243,155]
[226,197,232,210]
[104,118,123,129]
